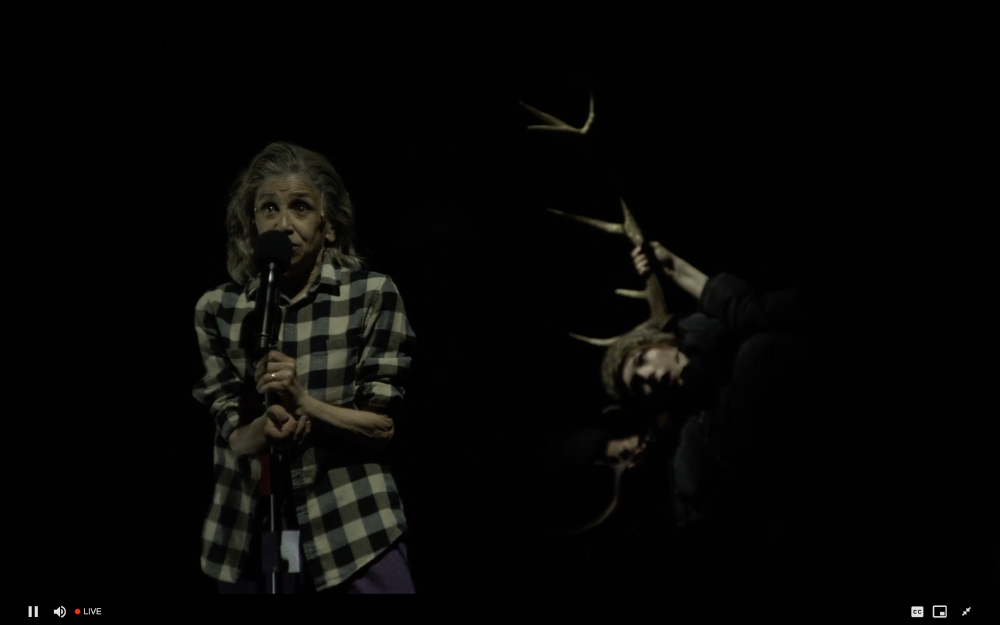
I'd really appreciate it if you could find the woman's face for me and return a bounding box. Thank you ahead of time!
[254,174,335,273]
[621,343,689,401]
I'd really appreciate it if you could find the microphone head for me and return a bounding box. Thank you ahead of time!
[253,230,294,271]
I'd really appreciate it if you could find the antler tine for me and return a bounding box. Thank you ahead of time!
[546,208,624,235]
[619,197,644,247]
[567,333,626,347]
[578,83,596,134]
[616,197,677,327]
[519,101,576,130]
[614,288,648,299]
[567,319,662,347]
[546,198,642,242]
[520,84,594,138]
[565,463,626,535]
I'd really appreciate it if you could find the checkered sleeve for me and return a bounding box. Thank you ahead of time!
[192,289,242,441]
[354,275,415,416]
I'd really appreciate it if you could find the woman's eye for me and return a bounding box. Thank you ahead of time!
[293,202,312,213]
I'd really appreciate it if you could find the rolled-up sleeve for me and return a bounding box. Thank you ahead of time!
[192,290,244,441]
[354,276,416,416]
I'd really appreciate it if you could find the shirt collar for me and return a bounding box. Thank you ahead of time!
[245,249,342,301]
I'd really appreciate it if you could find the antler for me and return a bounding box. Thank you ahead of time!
[547,198,674,344]
[615,289,648,300]
[519,85,595,141]
[568,320,647,347]
[565,462,629,535]
[522,87,684,534]
[563,407,667,536]
[522,87,675,346]
[523,87,682,534]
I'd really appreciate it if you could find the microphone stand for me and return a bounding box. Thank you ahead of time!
[258,397,284,595]
[253,260,287,596]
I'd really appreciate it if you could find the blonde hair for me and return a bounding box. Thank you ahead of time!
[225,142,365,283]
[601,327,678,402]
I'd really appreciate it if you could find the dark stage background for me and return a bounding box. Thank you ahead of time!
[6,31,995,594]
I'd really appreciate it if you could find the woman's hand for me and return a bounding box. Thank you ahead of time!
[263,404,312,450]
[229,409,311,457]
[632,242,709,301]
[255,351,308,413]
[599,435,647,468]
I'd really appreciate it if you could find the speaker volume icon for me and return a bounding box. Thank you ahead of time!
[54,606,67,618]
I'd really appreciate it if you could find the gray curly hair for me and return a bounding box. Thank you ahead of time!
[225,142,365,284]
[601,327,678,402]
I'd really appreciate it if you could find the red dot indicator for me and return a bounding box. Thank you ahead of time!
[75,609,81,615]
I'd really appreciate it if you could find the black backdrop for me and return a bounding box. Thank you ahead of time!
[6,31,995,594]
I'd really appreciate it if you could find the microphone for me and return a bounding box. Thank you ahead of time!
[252,231,293,363]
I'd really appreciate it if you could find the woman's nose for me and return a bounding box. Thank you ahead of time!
[274,208,293,232]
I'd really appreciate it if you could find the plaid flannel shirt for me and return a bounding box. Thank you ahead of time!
[192,249,414,590]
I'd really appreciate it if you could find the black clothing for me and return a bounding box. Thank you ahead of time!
[671,274,808,530]
[672,275,819,589]
[549,273,821,591]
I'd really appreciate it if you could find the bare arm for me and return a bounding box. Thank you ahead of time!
[632,242,709,301]
[228,416,269,457]
[255,351,395,452]
[295,396,394,451]
[227,405,313,457]
[252,275,412,454]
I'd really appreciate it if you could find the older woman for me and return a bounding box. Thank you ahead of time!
[192,142,416,593]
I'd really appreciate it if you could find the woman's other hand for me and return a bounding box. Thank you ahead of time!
[632,242,709,301]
